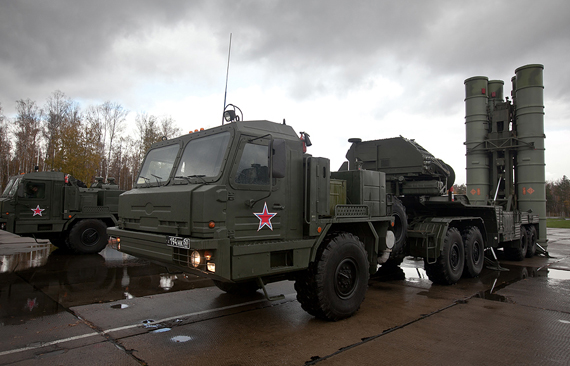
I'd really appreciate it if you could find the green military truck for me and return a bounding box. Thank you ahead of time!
[342,64,546,285]
[0,172,123,254]
[108,115,395,321]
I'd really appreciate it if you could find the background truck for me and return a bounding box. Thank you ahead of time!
[343,64,546,285]
[0,171,123,254]
[108,113,395,321]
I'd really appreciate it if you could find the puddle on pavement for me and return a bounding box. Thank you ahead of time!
[544,268,570,280]
[372,255,570,305]
[0,245,214,325]
[152,327,171,333]
[2,236,568,325]
[171,335,193,343]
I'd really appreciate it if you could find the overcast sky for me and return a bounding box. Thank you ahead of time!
[1,0,569,184]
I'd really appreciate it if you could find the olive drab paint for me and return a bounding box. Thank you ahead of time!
[109,119,394,321]
[464,76,490,205]
[0,172,124,253]
[464,64,547,246]
[109,64,547,320]
[514,65,546,245]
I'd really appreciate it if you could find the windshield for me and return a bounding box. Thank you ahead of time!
[175,132,231,179]
[137,144,180,186]
[1,177,21,198]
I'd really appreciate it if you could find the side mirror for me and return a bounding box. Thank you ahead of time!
[271,139,286,178]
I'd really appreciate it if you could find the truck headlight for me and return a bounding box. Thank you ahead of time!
[190,250,201,267]
[207,262,216,272]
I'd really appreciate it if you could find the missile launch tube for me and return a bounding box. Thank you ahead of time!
[515,64,546,245]
[464,76,489,204]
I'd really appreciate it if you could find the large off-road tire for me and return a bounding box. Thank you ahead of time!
[213,280,261,295]
[425,227,464,285]
[462,226,484,278]
[295,232,369,321]
[525,226,537,258]
[504,226,528,261]
[66,219,109,254]
[389,198,408,260]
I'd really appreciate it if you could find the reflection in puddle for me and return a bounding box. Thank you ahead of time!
[545,268,570,281]
[152,328,171,333]
[401,266,428,281]
[0,245,213,324]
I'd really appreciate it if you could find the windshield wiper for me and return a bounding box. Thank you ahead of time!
[139,176,151,187]
[175,175,207,184]
[175,176,190,183]
[188,175,207,184]
[151,174,163,185]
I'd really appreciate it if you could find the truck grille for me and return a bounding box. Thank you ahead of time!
[173,248,191,268]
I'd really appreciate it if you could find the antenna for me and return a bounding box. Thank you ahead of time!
[222,33,232,124]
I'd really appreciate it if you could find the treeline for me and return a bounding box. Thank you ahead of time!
[0,91,181,191]
[546,176,570,217]
[454,179,570,217]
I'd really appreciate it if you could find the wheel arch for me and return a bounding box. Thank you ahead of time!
[309,222,389,275]
[408,217,487,261]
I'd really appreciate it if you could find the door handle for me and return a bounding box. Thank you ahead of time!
[272,204,285,210]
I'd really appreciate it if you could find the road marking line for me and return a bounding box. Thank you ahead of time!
[0,293,296,356]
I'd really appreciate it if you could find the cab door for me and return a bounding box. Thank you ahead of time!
[226,136,288,242]
[16,180,53,223]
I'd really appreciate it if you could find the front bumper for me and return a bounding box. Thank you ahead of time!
[107,227,231,280]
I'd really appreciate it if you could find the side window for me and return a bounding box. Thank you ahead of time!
[24,182,45,199]
[235,143,269,185]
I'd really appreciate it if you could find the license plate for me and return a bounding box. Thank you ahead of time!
[166,236,191,249]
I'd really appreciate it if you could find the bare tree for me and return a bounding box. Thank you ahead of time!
[14,99,43,174]
[0,103,12,190]
[44,90,73,171]
[136,112,163,157]
[100,101,128,181]
[159,116,181,140]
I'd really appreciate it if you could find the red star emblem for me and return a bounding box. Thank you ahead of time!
[31,205,45,216]
[254,202,277,231]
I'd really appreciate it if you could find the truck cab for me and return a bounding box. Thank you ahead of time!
[109,119,394,320]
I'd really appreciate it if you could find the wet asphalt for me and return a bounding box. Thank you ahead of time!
[0,229,569,365]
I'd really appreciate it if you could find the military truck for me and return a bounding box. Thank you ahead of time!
[108,113,395,321]
[343,64,546,285]
[0,172,123,254]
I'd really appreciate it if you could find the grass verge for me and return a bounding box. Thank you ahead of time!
[547,218,570,229]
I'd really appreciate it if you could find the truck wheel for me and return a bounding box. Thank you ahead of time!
[213,280,261,295]
[295,232,368,321]
[67,219,108,254]
[525,226,537,258]
[504,226,528,261]
[390,198,408,257]
[463,226,484,278]
[425,227,464,285]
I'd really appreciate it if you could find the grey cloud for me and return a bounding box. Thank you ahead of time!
[1,0,569,117]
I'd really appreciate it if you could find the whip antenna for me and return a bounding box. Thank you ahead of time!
[222,33,232,124]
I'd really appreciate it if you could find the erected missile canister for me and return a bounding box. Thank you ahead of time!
[488,80,504,105]
[515,64,547,245]
[465,76,490,205]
